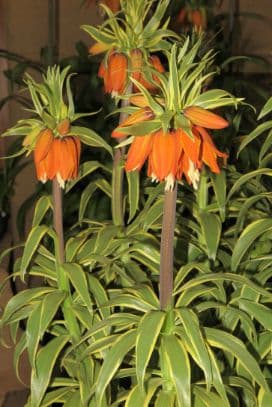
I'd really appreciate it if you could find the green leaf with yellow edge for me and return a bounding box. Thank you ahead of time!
[168,45,180,111]
[136,310,166,389]
[227,168,272,201]
[161,334,191,407]
[96,330,137,407]
[127,170,139,223]
[20,225,49,279]
[155,391,175,407]
[258,96,272,119]
[194,89,240,109]
[198,212,221,261]
[32,195,52,227]
[40,388,74,407]
[30,335,70,407]
[258,388,272,407]
[238,299,272,331]
[69,126,113,156]
[177,273,272,299]
[210,170,226,221]
[87,275,110,320]
[125,385,145,407]
[104,294,155,313]
[62,262,92,310]
[176,308,213,389]
[26,290,66,368]
[13,332,27,382]
[193,386,229,407]
[130,78,164,116]
[0,286,56,326]
[118,120,161,137]
[141,198,163,230]
[79,183,97,221]
[237,122,272,156]
[231,218,272,271]
[81,25,115,45]
[205,327,270,392]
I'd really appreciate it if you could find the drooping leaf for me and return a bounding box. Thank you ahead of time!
[136,310,165,389]
[31,335,70,407]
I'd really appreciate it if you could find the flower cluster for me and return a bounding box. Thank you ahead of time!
[33,122,81,188]
[83,0,176,97]
[113,105,228,190]
[111,41,241,190]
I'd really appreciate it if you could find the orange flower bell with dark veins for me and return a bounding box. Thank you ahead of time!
[34,120,81,188]
[83,0,176,97]
[111,41,242,190]
[121,119,228,191]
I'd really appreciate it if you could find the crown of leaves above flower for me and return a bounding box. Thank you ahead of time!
[2,66,112,157]
[114,37,243,139]
[82,0,178,56]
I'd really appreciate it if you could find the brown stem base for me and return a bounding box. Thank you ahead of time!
[159,184,177,310]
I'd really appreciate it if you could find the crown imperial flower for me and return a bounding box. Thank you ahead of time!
[83,0,176,97]
[111,40,242,190]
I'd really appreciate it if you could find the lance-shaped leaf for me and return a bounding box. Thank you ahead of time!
[231,218,272,271]
[69,126,113,156]
[32,195,52,227]
[62,263,92,310]
[20,225,49,279]
[136,310,166,389]
[161,334,191,407]
[26,290,66,368]
[30,335,70,407]
[205,328,270,392]
[95,330,137,407]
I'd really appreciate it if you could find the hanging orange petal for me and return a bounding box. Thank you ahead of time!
[176,7,187,24]
[125,134,154,172]
[57,138,76,182]
[89,42,111,55]
[184,106,228,129]
[112,107,154,138]
[57,118,70,136]
[149,130,177,181]
[129,95,148,108]
[150,55,165,85]
[72,136,81,174]
[196,126,228,173]
[100,0,120,12]
[35,159,48,183]
[98,61,112,93]
[191,9,206,30]
[176,128,201,166]
[46,138,59,180]
[130,48,143,83]
[98,61,106,78]
[34,128,54,164]
[108,52,128,95]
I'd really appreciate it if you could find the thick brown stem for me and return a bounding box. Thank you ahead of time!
[48,0,59,65]
[52,179,65,263]
[159,184,177,310]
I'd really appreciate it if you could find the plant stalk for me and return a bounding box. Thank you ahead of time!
[48,0,59,65]
[159,184,177,310]
[52,179,65,263]
[49,2,80,341]
[112,83,133,226]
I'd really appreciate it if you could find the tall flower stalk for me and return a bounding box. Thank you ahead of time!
[160,184,177,309]
[112,38,242,308]
[82,0,177,225]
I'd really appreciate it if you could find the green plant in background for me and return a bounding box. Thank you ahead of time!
[1,0,272,406]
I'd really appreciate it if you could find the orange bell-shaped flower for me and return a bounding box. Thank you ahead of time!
[99,51,128,96]
[34,130,81,187]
